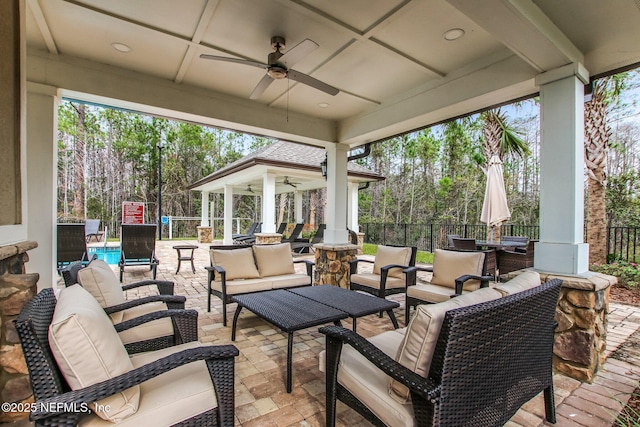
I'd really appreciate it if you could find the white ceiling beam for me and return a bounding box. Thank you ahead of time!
[445,0,584,72]
[27,0,58,54]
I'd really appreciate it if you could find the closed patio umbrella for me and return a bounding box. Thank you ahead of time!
[481,155,511,241]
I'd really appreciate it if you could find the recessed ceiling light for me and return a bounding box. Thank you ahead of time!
[318,103,330,108]
[443,28,465,41]
[111,42,132,53]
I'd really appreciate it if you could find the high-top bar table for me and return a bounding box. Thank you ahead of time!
[231,286,399,392]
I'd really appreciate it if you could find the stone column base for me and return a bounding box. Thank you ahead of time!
[503,269,616,383]
[356,232,365,254]
[314,243,359,288]
[255,233,282,245]
[197,226,213,243]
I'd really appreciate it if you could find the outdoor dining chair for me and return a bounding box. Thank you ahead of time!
[452,237,477,250]
[119,224,159,282]
[497,240,537,274]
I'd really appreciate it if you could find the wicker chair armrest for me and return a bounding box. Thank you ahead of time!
[104,295,186,314]
[319,325,438,400]
[30,345,239,421]
[293,259,315,276]
[113,309,197,333]
[122,279,174,295]
[404,265,433,288]
[205,265,226,282]
[380,263,410,273]
[454,274,494,295]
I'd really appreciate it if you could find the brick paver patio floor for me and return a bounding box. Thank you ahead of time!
[29,239,640,426]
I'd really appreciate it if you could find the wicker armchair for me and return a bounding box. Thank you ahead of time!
[119,224,160,282]
[497,240,537,274]
[320,278,562,427]
[60,260,190,353]
[16,288,238,426]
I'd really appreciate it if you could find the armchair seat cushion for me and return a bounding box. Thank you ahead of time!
[324,330,414,427]
[80,342,218,427]
[406,283,470,304]
[351,273,406,290]
[117,302,174,345]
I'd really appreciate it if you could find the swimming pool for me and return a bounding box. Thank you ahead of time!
[87,246,121,265]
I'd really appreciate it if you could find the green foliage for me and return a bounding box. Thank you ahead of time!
[591,260,640,289]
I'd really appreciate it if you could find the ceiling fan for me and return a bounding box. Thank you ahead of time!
[278,176,300,188]
[200,36,339,100]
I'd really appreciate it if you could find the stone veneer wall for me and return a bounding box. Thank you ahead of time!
[0,241,39,422]
[313,244,358,288]
[254,233,282,245]
[503,269,616,383]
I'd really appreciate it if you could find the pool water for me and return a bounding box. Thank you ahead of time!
[87,247,121,265]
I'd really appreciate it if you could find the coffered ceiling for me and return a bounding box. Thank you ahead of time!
[25,0,640,147]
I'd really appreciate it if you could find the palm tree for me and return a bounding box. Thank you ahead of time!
[480,108,529,240]
[584,76,625,264]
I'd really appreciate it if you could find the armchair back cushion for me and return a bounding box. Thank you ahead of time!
[390,287,501,402]
[49,284,140,421]
[494,270,541,296]
[373,245,412,279]
[210,247,260,280]
[430,249,485,291]
[77,259,126,323]
[253,243,295,277]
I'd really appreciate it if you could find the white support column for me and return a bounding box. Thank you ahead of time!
[262,173,276,233]
[535,63,590,275]
[347,182,359,231]
[223,185,233,245]
[324,144,350,244]
[294,191,303,224]
[200,191,210,226]
[26,83,59,289]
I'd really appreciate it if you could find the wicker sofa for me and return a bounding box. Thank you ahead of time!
[206,243,314,325]
[320,270,562,427]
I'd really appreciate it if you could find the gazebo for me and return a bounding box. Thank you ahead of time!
[187,140,384,244]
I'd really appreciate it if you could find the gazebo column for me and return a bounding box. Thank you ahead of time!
[294,190,303,224]
[315,144,357,287]
[197,191,212,243]
[347,182,363,252]
[223,185,233,245]
[255,173,277,244]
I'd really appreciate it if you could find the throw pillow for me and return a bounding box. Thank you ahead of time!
[210,247,260,280]
[373,246,412,279]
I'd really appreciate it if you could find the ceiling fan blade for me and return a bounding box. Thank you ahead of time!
[287,70,339,96]
[200,54,268,70]
[279,39,318,68]
[249,74,274,99]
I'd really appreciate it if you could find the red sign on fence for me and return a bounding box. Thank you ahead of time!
[122,202,145,224]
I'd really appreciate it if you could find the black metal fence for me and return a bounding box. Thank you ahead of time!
[361,223,640,263]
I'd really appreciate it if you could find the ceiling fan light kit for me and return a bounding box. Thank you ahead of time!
[200,36,339,100]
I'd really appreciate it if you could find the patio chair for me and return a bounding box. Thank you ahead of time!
[57,223,94,270]
[61,259,190,353]
[350,245,417,314]
[501,235,529,252]
[452,237,477,250]
[446,233,460,248]
[290,223,325,254]
[232,221,260,239]
[320,277,562,427]
[405,248,494,325]
[119,224,159,282]
[281,222,305,243]
[16,286,238,427]
[497,240,537,275]
[85,219,104,242]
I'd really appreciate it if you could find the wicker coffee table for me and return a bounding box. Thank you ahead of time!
[231,286,400,392]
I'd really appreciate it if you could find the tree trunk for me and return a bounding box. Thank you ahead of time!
[587,172,608,264]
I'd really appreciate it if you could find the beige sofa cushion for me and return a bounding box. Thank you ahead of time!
[210,277,273,294]
[50,285,139,422]
[430,249,485,291]
[117,302,174,345]
[253,243,295,277]
[269,273,312,288]
[494,270,541,297]
[210,247,260,280]
[373,246,412,279]
[390,287,502,403]
[80,342,218,427]
[351,273,406,290]
[77,259,126,323]
[406,283,470,304]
